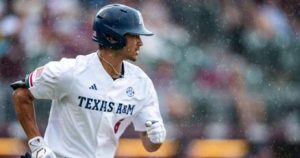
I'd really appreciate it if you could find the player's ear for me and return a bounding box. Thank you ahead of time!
[105,34,118,44]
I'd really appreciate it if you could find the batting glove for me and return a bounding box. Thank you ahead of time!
[28,136,56,158]
[145,121,166,144]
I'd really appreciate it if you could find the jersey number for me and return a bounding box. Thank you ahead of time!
[114,118,124,133]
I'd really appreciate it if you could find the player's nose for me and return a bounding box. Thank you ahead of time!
[137,36,143,47]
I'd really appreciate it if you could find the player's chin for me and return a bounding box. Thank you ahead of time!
[127,54,138,62]
[128,56,137,62]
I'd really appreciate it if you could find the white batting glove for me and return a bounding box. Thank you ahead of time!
[28,136,56,158]
[145,121,166,144]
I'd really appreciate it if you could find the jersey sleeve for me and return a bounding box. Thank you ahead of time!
[27,58,74,100]
[132,78,164,131]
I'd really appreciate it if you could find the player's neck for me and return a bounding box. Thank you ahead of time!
[97,51,123,79]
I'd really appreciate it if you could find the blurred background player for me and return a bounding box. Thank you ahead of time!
[11,3,166,158]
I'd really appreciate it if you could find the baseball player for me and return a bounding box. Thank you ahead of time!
[11,3,166,158]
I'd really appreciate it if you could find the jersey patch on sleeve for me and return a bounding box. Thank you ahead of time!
[28,67,44,88]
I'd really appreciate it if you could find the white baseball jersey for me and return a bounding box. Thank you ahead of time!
[26,52,163,158]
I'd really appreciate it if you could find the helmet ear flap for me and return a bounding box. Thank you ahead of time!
[92,22,126,49]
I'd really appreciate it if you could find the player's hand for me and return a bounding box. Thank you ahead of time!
[145,121,166,144]
[28,136,56,158]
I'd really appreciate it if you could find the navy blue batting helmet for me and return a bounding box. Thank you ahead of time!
[92,4,153,49]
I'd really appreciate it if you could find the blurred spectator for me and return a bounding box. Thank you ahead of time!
[0,0,25,129]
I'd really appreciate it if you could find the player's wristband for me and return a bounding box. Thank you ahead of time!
[10,74,30,90]
[10,79,28,90]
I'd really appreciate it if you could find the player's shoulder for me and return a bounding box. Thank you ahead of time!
[45,52,96,73]
[124,61,150,80]
[44,57,75,72]
[73,52,95,69]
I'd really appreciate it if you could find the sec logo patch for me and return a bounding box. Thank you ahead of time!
[126,87,135,97]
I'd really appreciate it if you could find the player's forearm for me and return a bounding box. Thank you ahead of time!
[12,88,41,139]
[140,132,162,152]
